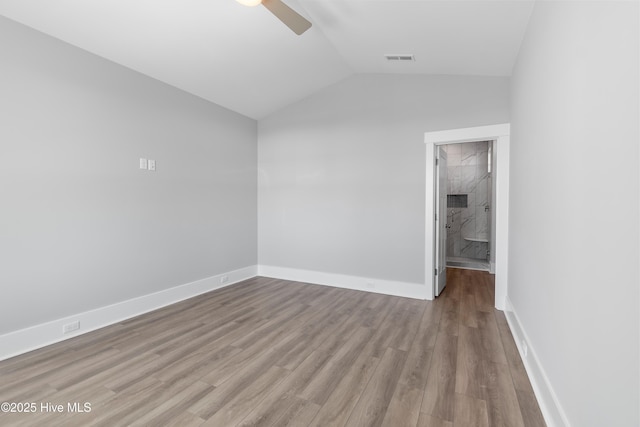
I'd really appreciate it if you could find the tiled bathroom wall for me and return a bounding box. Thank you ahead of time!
[443,141,491,260]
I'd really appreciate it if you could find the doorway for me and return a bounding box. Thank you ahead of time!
[442,140,493,272]
[424,124,510,310]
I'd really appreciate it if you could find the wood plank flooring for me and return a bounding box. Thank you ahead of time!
[0,269,546,427]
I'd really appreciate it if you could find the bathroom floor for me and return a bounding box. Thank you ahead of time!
[446,256,490,271]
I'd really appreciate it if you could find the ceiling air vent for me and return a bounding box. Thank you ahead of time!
[385,54,415,61]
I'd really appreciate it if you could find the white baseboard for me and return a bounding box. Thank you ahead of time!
[504,297,571,427]
[258,265,427,300]
[0,265,258,361]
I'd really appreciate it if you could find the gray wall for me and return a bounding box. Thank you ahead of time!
[0,17,258,335]
[509,2,639,426]
[258,74,509,284]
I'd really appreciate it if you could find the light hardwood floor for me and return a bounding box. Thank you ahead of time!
[0,269,546,427]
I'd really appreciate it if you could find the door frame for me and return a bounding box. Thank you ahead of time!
[435,146,448,297]
[424,123,510,310]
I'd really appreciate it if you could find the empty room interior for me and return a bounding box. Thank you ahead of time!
[0,1,638,426]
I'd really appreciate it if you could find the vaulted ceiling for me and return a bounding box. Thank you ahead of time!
[0,0,534,119]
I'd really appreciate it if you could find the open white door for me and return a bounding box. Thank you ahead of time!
[435,146,448,296]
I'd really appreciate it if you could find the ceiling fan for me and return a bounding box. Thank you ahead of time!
[235,0,312,35]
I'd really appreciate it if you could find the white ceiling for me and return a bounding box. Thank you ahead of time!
[0,0,534,119]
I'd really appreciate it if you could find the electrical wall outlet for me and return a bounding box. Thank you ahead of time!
[220,275,229,284]
[522,340,528,358]
[148,159,156,171]
[63,320,80,334]
[365,282,375,290]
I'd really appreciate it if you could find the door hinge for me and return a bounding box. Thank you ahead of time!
[435,213,437,221]
[435,158,439,166]
[434,268,438,276]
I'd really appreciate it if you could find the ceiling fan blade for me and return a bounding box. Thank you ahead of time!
[261,0,312,35]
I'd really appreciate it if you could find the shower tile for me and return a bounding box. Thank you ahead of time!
[449,179,461,194]
[475,208,488,237]
[449,165,461,180]
[451,217,461,234]
[448,152,461,166]
[446,168,458,194]
[465,193,476,213]
[461,240,476,258]
[477,195,487,213]
[461,152,475,166]
[450,210,462,233]
[461,216,476,239]
[447,179,455,193]
[447,143,461,155]
[476,164,489,182]
[461,143,477,166]
[476,176,489,206]
[461,206,473,223]
[477,150,489,166]
[477,142,489,164]
[475,242,489,260]
[453,236,461,257]
[460,166,476,192]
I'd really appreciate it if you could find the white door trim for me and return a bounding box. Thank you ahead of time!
[424,123,510,310]
[435,146,448,296]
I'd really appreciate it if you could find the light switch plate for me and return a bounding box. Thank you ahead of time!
[139,158,148,170]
